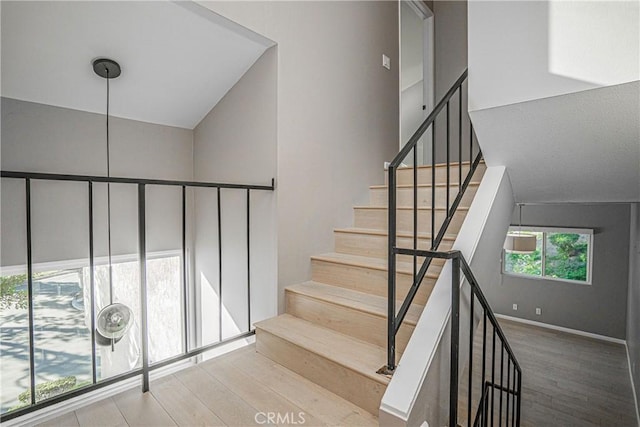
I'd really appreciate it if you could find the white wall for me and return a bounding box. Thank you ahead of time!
[434,0,467,101]
[432,0,471,164]
[628,203,640,414]
[380,167,514,426]
[199,1,400,312]
[468,0,640,112]
[192,47,277,344]
[1,97,193,268]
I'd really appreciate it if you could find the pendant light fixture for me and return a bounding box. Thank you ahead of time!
[503,203,537,254]
[93,58,133,350]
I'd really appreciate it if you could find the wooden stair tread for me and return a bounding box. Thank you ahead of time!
[334,227,457,241]
[310,252,440,277]
[255,314,389,385]
[370,181,481,190]
[287,281,423,326]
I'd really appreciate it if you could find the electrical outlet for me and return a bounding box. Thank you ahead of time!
[512,304,518,311]
[536,307,541,315]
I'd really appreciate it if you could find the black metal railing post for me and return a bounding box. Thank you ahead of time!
[468,291,474,427]
[138,183,150,393]
[25,179,36,406]
[247,188,252,331]
[387,164,397,372]
[217,187,223,342]
[182,185,189,353]
[450,254,461,427]
[88,182,98,385]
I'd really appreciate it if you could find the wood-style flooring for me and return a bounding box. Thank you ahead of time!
[34,345,376,427]
[29,319,640,427]
[460,318,638,427]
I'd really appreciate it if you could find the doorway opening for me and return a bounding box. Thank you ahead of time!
[400,0,434,166]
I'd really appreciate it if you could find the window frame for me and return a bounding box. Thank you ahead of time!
[502,226,594,285]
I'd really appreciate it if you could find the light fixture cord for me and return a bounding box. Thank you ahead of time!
[106,68,114,306]
[518,203,523,234]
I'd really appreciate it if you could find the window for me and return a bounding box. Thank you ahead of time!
[502,227,593,284]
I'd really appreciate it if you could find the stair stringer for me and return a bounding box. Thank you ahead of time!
[379,166,514,427]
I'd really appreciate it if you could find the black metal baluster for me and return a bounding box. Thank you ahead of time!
[458,87,462,192]
[446,101,450,217]
[217,187,223,342]
[138,183,149,392]
[88,182,97,384]
[506,357,511,427]
[516,368,522,426]
[468,290,475,427]
[431,122,436,249]
[182,186,189,353]
[511,368,517,427]
[482,311,487,426]
[450,255,461,427]
[25,179,36,405]
[499,341,504,427]
[491,327,496,425]
[470,122,474,171]
[413,146,417,285]
[247,189,251,331]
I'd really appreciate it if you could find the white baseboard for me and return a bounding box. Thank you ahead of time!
[3,358,197,427]
[626,344,640,427]
[3,376,141,427]
[494,314,626,345]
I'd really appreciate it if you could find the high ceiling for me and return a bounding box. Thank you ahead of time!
[1,1,274,129]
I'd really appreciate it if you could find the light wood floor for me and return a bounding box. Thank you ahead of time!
[460,318,638,427]
[28,319,640,427]
[34,345,377,427]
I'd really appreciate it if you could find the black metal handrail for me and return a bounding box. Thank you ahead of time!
[384,69,481,373]
[410,250,522,427]
[0,170,274,422]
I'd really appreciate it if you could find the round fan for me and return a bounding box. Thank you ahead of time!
[96,303,133,344]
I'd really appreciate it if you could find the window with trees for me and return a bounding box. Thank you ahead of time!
[503,227,593,284]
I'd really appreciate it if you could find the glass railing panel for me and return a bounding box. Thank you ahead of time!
[1,178,31,414]
[30,180,92,403]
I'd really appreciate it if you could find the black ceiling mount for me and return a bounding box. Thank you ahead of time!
[92,58,121,79]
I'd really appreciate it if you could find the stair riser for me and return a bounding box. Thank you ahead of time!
[311,259,434,305]
[369,184,478,208]
[255,329,387,415]
[384,163,486,186]
[353,208,466,234]
[286,291,415,353]
[334,232,451,265]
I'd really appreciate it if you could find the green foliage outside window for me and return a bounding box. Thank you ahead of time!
[1,271,62,310]
[544,233,588,281]
[503,230,590,283]
[0,274,28,310]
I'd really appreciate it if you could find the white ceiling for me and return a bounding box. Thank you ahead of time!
[471,81,640,203]
[1,1,274,129]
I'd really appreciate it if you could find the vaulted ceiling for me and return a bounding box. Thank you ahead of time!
[1,1,274,129]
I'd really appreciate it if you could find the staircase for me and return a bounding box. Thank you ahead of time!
[255,161,486,415]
